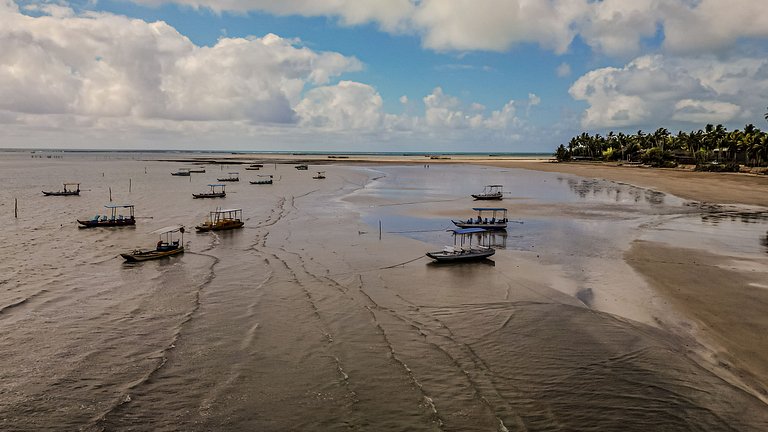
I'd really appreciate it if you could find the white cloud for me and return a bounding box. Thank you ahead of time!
[295,81,383,130]
[556,62,571,78]
[399,95,408,104]
[0,5,361,124]
[569,54,767,129]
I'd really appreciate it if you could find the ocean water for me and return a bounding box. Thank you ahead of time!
[1,153,767,431]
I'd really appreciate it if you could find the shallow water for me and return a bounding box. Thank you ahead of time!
[1,153,768,431]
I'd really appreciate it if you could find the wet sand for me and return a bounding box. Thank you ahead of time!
[2,152,768,430]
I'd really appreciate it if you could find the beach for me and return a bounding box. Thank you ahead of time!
[1,151,767,430]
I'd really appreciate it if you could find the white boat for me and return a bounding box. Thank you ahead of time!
[426,228,495,262]
[472,184,504,200]
[452,207,508,230]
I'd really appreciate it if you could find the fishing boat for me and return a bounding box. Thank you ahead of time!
[188,167,206,173]
[43,183,80,196]
[472,184,504,200]
[249,175,273,185]
[121,226,185,262]
[195,208,244,232]
[77,204,136,228]
[313,171,326,179]
[193,184,226,199]
[452,208,508,230]
[295,164,308,170]
[171,168,191,176]
[217,172,240,182]
[244,164,263,170]
[426,228,495,262]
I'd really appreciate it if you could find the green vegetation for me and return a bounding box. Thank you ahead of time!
[555,120,768,170]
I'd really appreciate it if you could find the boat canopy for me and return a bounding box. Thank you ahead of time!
[216,208,242,213]
[152,225,184,234]
[453,228,487,235]
[208,184,226,187]
[227,172,239,175]
[485,184,503,188]
[105,204,135,209]
[472,207,507,212]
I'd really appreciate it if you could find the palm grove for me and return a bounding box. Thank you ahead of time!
[554,109,768,171]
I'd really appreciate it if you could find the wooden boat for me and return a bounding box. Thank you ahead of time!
[217,172,240,182]
[121,226,185,262]
[472,185,504,200]
[171,168,191,176]
[313,171,326,179]
[43,183,80,196]
[244,164,263,170]
[188,167,206,173]
[77,204,136,228]
[249,175,273,185]
[193,184,226,199]
[452,207,508,230]
[295,164,308,170]
[426,228,495,262]
[196,208,244,232]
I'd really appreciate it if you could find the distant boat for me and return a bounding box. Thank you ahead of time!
[77,204,136,228]
[313,171,326,179]
[193,184,226,199]
[195,208,244,232]
[43,182,80,196]
[295,164,308,170]
[121,225,185,262]
[249,175,273,185]
[217,172,240,182]
[452,208,508,230]
[426,228,495,262]
[171,168,191,176]
[188,167,206,173]
[472,184,504,200]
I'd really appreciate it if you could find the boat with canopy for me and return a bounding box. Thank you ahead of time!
[249,175,273,185]
[121,225,185,262]
[452,208,508,230]
[472,185,504,200]
[193,184,226,199]
[195,208,244,231]
[426,228,495,262]
[77,204,136,228]
[217,172,240,182]
[43,183,80,196]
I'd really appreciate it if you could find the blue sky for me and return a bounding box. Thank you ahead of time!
[2,0,768,152]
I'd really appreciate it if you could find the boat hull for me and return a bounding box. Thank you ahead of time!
[121,247,184,262]
[171,172,190,176]
[192,193,226,199]
[249,180,273,185]
[451,220,507,230]
[217,178,239,182]
[426,248,495,262]
[43,191,80,196]
[77,218,136,228]
[195,221,244,232]
[471,193,503,200]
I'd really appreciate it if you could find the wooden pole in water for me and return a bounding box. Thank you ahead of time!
[14,198,18,218]
[379,220,382,240]
[109,187,112,202]
[129,178,132,192]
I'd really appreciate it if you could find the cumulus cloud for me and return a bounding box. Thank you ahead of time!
[295,81,383,130]
[0,4,361,124]
[569,54,767,129]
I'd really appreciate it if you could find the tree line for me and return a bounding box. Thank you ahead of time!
[554,111,768,171]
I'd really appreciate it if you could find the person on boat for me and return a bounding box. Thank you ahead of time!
[157,240,164,250]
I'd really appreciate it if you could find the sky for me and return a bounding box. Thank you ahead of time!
[2,0,768,152]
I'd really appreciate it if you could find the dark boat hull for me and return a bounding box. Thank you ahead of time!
[121,247,184,262]
[426,248,495,262]
[192,193,226,199]
[249,180,273,185]
[217,178,239,182]
[195,221,244,232]
[451,220,507,230]
[43,191,80,196]
[471,194,503,200]
[77,218,136,228]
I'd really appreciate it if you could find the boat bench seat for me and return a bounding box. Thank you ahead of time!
[443,246,455,253]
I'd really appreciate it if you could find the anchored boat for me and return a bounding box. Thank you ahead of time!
[121,225,185,262]
[249,175,273,185]
[295,164,308,170]
[426,228,495,262]
[472,184,504,200]
[77,204,136,228]
[188,167,206,173]
[171,168,191,176]
[43,182,80,196]
[217,172,240,182]
[313,171,326,179]
[193,184,226,199]
[195,208,244,232]
[452,207,508,230]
